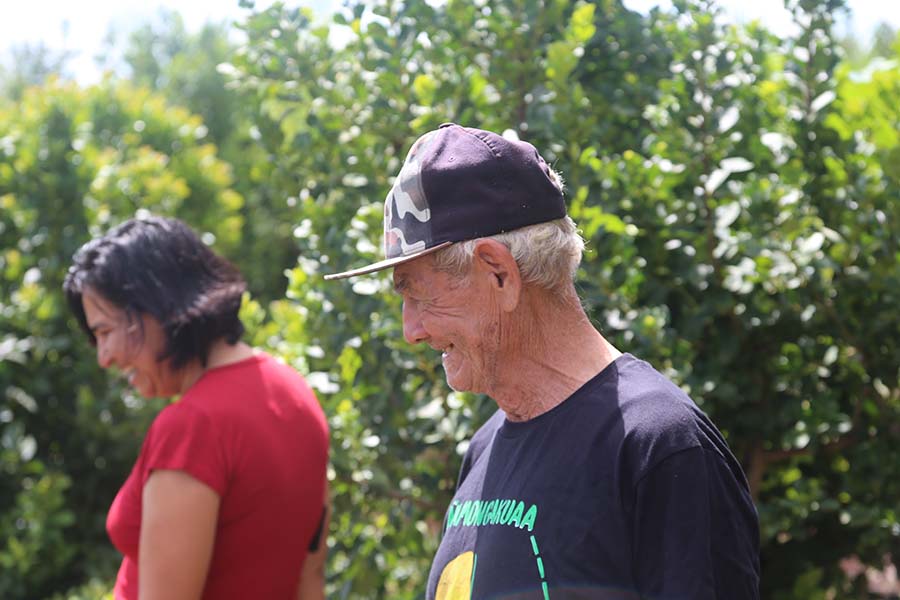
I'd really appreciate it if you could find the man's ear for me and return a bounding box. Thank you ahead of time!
[472,239,521,312]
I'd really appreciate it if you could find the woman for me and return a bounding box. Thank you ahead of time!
[63,216,329,600]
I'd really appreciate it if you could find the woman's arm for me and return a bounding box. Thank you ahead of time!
[139,470,220,600]
[297,478,330,600]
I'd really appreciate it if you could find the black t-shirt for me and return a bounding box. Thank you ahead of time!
[426,354,760,600]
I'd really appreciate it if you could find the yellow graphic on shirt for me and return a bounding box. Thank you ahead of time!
[436,551,475,600]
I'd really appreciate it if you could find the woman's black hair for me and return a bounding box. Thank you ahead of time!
[63,215,247,370]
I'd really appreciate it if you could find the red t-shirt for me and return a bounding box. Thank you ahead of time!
[106,352,329,599]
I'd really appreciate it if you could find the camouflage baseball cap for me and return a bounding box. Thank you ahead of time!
[324,123,566,280]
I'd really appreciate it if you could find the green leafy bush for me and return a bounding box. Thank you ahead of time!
[1,1,898,597]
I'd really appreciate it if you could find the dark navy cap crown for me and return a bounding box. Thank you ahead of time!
[324,123,566,280]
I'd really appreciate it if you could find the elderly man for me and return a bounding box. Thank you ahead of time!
[326,123,760,599]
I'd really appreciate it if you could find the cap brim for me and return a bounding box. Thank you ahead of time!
[323,241,454,280]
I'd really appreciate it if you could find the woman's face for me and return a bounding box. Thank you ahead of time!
[81,288,182,397]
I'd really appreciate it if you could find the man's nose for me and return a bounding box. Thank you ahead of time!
[402,301,428,345]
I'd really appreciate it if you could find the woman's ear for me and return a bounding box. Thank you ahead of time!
[472,239,522,312]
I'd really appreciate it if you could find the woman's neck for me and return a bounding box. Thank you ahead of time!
[178,340,256,394]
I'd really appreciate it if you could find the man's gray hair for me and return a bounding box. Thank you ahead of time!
[433,216,585,292]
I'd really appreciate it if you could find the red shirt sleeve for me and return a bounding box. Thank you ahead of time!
[137,402,228,496]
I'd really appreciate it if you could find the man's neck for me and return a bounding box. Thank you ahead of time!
[488,289,620,422]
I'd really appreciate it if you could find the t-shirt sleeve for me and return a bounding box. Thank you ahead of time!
[137,403,227,497]
[631,446,759,600]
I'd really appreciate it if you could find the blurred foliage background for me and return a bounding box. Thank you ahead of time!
[1,0,899,598]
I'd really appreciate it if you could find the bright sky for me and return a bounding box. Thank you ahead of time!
[624,0,900,38]
[2,0,898,84]
[0,0,328,82]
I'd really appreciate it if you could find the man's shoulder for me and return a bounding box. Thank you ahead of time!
[611,354,737,477]
[612,355,704,430]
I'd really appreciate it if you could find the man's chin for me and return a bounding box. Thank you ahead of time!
[446,380,466,393]
[445,373,486,395]
[444,373,470,393]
